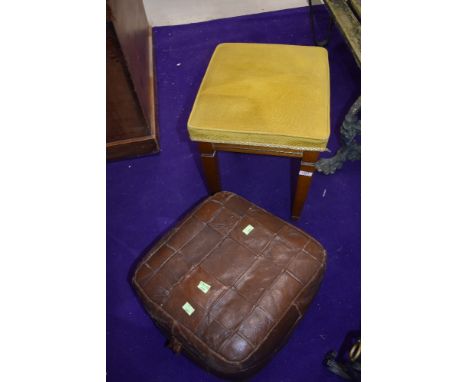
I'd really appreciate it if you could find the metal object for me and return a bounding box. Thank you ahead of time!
[314,0,361,174]
[308,0,333,47]
[324,330,361,381]
[324,0,361,67]
[316,97,360,174]
[349,0,361,20]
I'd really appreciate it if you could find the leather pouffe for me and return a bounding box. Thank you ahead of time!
[133,192,327,379]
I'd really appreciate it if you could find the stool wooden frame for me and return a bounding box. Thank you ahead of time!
[198,142,320,220]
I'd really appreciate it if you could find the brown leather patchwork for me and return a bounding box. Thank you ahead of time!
[197,319,234,351]
[201,238,256,285]
[247,206,284,233]
[207,207,240,235]
[219,333,254,362]
[209,289,253,330]
[178,267,226,310]
[180,225,221,267]
[133,192,326,378]
[167,217,205,250]
[193,200,221,222]
[224,194,251,216]
[229,216,274,253]
[287,250,322,284]
[142,271,172,305]
[235,257,282,304]
[146,245,175,273]
[305,239,327,262]
[158,252,191,285]
[263,236,300,266]
[238,307,274,346]
[278,224,309,249]
[257,273,303,319]
[134,262,153,284]
[163,287,205,332]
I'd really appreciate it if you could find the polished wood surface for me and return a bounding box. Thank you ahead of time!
[291,151,320,220]
[198,142,222,193]
[108,0,157,137]
[107,0,159,160]
[197,142,321,219]
[212,143,304,158]
[107,21,147,142]
[107,136,159,160]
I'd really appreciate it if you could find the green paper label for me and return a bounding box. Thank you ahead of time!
[242,224,254,235]
[182,302,195,316]
[197,281,211,294]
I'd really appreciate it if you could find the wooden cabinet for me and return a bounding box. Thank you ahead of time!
[106,0,159,160]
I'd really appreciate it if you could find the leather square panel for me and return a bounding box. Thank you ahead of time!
[219,333,254,362]
[238,307,274,346]
[277,224,309,249]
[224,194,251,216]
[158,252,191,285]
[178,267,227,311]
[235,257,282,304]
[247,206,284,233]
[262,236,299,266]
[134,262,153,285]
[197,318,234,352]
[208,207,240,236]
[305,239,327,263]
[133,192,327,378]
[229,216,274,253]
[287,250,322,284]
[180,225,222,267]
[163,287,205,332]
[167,217,205,250]
[193,200,222,223]
[145,244,175,273]
[202,238,256,286]
[209,289,253,330]
[257,272,303,319]
[141,271,173,305]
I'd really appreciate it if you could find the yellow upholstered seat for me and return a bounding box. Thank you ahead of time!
[188,43,330,151]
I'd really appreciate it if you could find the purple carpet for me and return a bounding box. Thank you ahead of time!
[107,6,360,381]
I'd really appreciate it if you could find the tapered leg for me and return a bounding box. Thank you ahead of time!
[291,151,320,220]
[198,142,221,194]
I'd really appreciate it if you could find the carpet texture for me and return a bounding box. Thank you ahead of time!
[107,6,360,381]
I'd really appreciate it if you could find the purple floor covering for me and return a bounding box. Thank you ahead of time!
[107,6,360,381]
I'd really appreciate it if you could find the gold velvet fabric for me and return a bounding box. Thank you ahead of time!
[187,43,330,151]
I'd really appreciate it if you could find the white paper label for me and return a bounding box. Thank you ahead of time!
[299,170,313,177]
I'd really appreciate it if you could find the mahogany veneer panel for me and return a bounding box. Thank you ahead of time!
[106,0,159,160]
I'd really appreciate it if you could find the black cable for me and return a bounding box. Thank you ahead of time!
[308,0,333,47]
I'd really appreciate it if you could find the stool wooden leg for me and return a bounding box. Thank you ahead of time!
[292,151,320,220]
[198,142,221,194]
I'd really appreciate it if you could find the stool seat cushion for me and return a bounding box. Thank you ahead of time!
[188,43,330,151]
[133,192,327,378]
